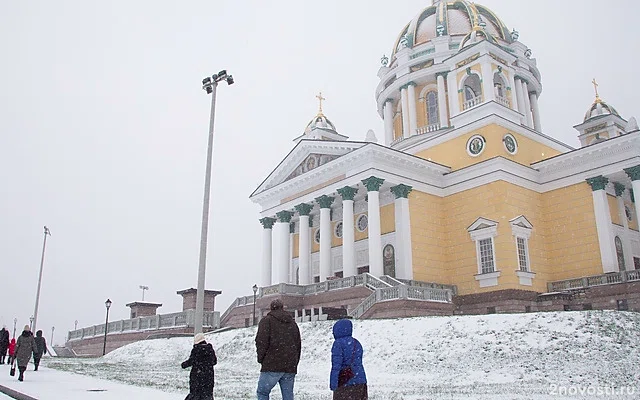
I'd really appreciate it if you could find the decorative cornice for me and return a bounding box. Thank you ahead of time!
[276,210,293,223]
[390,184,413,199]
[259,217,276,229]
[315,195,334,209]
[614,182,626,197]
[624,165,640,181]
[586,176,608,191]
[337,186,358,201]
[294,203,313,216]
[362,176,385,192]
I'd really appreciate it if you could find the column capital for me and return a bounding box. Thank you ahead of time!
[614,182,626,197]
[275,210,293,223]
[391,184,413,199]
[435,71,449,79]
[294,203,313,216]
[337,186,358,201]
[315,195,334,209]
[259,217,276,229]
[362,176,385,192]
[586,176,609,191]
[624,165,640,181]
[399,81,417,90]
[384,98,394,104]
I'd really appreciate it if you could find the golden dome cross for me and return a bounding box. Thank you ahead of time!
[316,92,326,113]
[592,78,600,100]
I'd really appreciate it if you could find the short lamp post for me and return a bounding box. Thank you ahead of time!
[12,318,17,339]
[51,326,55,347]
[102,299,112,356]
[29,316,34,331]
[252,284,258,326]
[74,320,78,331]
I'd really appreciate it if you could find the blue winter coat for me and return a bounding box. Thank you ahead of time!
[330,319,367,390]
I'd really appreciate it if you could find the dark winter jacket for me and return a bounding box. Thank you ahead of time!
[181,342,217,397]
[15,331,37,368]
[330,319,367,391]
[0,328,9,352]
[34,332,47,357]
[255,309,301,373]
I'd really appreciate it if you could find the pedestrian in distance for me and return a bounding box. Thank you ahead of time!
[181,332,217,400]
[0,327,9,364]
[33,330,47,371]
[255,299,301,400]
[14,325,37,382]
[7,338,16,365]
[330,319,368,400]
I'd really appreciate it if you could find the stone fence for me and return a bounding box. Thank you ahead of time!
[67,310,220,341]
[547,270,640,293]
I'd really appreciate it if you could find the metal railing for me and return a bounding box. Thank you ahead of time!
[547,270,640,292]
[462,96,482,110]
[349,285,452,319]
[67,310,220,341]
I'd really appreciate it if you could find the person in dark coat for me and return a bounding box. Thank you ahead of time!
[330,319,368,400]
[181,333,217,400]
[0,327,9,364]
[15,325,37,382]
[33,330,47,371]
[255,299,301,400]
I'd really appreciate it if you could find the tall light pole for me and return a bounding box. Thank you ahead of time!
[252,284,258,326]
[139,285,149,301]
[194,70,234,334]
[102,299,112,356]
[32,226,51,333]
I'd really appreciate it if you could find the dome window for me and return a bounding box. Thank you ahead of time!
[462,74,482,110]
[426,91,439,126]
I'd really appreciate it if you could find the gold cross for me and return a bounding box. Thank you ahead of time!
[316,92,326,113]
[592,78,600,99]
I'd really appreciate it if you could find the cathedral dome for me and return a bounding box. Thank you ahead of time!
[391,0,513,58]
[304,113,337,134]
[583,99,620,122]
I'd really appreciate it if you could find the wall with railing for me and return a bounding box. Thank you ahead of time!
[547,270,640,292]
[67,310,220,341]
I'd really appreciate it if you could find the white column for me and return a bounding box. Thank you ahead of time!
[407,83,418,135]
[614,184,634,270]
[481,62,495,103]
[436,73,448,127]
[294,203,313,285]
[274,211,293,284]
[363,177,384,277]
[530,92,542,132]
[383,100,394,146]
[316,195,334,281]
[515,78,526,119]
[625,167,640,248]
[289,227,294,283]
[400,87,410,138]
[337,186,357,277]
[446,72,460,117]
[508,73,519,113]
[259,217,275,287]
[521,80,534,128]
[587,177,617,273]
[392,184,414,280]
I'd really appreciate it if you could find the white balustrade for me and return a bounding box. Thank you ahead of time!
[462,96,482,110]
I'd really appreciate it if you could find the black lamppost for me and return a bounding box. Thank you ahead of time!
[102,299,112,356]
[12,318,17,338]
[252,284,258,326]
[74,320,78,331]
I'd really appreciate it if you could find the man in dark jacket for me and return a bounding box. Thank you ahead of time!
[33,330,47,371]
[0,327,9,364]
[255,299,301,400]
[181,333,217,400]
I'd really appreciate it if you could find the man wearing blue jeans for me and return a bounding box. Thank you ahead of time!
[255,299,301,400]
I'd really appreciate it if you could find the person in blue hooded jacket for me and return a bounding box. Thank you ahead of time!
[329,319,368,400]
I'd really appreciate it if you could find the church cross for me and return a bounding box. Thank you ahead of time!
[592,78,600,99]
[316,92,326,113]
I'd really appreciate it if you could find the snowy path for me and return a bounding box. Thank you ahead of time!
[0,364,182,400]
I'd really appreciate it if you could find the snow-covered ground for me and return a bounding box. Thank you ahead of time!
[45,311,640,399]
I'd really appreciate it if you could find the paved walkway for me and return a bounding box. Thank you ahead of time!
[0,365,181,400]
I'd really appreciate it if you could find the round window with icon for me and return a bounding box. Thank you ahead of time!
[503,133,518,155]
[466,134,486,157]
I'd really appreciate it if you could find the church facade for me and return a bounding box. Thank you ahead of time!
[223,0,640,327]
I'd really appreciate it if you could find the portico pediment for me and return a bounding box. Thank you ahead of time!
[251,140,366,197]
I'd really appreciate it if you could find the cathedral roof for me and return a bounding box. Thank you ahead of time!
[391,0,513,58]
[583,99,621,122]
[304,112,337,134]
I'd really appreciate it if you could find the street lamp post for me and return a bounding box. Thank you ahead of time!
[252,284,258,326]
[139,285,149,301]
[12,318,17,338]
[194,70,234,335]
[29,316,34,331]
[51,326,55,347]
[74,320,78,331]
[102,299,112,356]
[32,226,51,333]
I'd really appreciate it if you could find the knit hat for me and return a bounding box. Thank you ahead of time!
[23,325,30,332]
[270,299,284,310]
[194,333,206,345]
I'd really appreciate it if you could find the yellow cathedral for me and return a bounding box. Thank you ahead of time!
[222,0,640,327]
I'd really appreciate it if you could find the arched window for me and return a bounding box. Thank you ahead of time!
[615,236,626,271]
[493,72,506,99]
[425,91,439,125]
[462,74,482,109]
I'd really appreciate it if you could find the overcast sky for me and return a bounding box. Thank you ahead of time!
[1,0,638,344]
